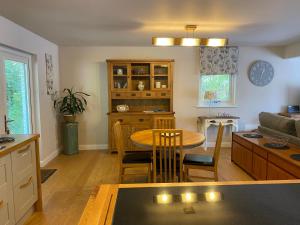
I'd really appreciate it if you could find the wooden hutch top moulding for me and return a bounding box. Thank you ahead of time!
[106,59,175,152]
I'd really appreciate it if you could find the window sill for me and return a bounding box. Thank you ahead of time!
[195,104,239,108]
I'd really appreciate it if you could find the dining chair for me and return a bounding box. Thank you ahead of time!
[113,121,152,183]
[153,116,176,129]
[183,123,224,181]
[152,129,183,183]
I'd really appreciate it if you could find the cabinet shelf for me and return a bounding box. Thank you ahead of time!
[154,74,168,77]
[131,75,150,77]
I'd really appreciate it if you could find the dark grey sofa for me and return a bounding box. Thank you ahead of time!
[258,112,300,146]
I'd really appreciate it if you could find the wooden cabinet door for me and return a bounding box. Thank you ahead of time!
[232,142,252,174]
[267,162,296,180]
[231,142,241,164]
[0,155,15,225]
[240,146,253,174]
[252,153,267,180]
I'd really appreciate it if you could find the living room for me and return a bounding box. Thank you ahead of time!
[1,1,300,225]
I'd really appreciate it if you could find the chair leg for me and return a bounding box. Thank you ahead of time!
[148,165,152,183]
[214,170,218,181]
[119,167,124,183]
[184,167,189,182]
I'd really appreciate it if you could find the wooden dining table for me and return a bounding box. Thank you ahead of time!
[130,129,206,149]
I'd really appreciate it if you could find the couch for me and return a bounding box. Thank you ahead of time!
[258,112,300,146]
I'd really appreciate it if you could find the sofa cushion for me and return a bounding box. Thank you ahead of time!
[183,154,214,166]
[259,112,296,136]
[295,120,300,138]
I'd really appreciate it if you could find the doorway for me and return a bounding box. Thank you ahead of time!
[0,48,33,134]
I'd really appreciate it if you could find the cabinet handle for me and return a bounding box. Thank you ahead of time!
[146,93,151,96]
[139,118,144,122]
[20,176,32,189]
[131,93,136,96]
[0,200,3,208]
[17,145,30,155]
[161,93,166,96]
[116,94,120,97]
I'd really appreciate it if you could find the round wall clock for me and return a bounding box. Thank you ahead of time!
[248,60,274,86]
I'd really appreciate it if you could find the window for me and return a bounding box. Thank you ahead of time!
[0,47,33,134]
[198,74,236,107]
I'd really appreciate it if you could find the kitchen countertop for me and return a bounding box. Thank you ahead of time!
[78,180,300,225]
[0,134,40,157]
[234,132,300,169]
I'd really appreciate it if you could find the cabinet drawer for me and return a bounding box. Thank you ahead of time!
[155,91,171,98]
[111,116,130,124]
[11,143,35,186]
[13,173,38,222]
[253,145,267,159]
[142,92,154,98]
[111,92,127,99]
[131,117,151,125]
[126,92,142,98]
[232,134,253,150]
[267,162,296,180]
[268,154,300,178]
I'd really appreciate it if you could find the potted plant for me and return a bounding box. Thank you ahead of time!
[54,88,90,122]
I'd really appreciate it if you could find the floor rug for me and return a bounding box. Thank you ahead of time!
[41,169,57,183]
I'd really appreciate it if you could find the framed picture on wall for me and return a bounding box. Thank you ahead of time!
[45,53,54,95]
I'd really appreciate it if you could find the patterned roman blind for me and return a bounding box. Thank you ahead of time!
[200,46,239,75]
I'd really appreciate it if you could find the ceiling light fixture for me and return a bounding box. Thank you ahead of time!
[152,37,175,46]
[152,25,228,47]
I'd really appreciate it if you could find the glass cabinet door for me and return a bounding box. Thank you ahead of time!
[151,63,170,90]
[111,64,130,91]
[131,63,151,91]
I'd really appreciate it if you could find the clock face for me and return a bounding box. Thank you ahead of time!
[249,60,274,86]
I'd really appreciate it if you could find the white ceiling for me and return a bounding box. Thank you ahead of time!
[1,0,300,46]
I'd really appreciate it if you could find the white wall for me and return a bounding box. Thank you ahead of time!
[0,16,60,166]
[59,46,300,147]
[284,41,300,59]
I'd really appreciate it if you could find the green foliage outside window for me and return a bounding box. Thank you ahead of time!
[5,60,30,134]
[200,74,231,102]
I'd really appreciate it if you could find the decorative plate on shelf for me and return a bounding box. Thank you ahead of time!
[248,60,274,86]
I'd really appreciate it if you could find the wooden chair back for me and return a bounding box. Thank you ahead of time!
[153,117,175,129]
[113,121,125,163]
[152,129,183,183]
[213,123,225,170]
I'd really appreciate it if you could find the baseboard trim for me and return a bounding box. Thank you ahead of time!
[79,144,108,150]
[40,149,60,167]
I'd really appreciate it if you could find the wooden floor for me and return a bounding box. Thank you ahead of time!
[25,148,252,225]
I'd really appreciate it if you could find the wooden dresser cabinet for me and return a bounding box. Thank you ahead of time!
[107,59,175,152]
[232,133,300,180]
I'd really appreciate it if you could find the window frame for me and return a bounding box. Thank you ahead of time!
[0,46,35,133]
[197,74,237,108]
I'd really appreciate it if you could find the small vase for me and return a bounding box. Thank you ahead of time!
[137,81,145,91]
